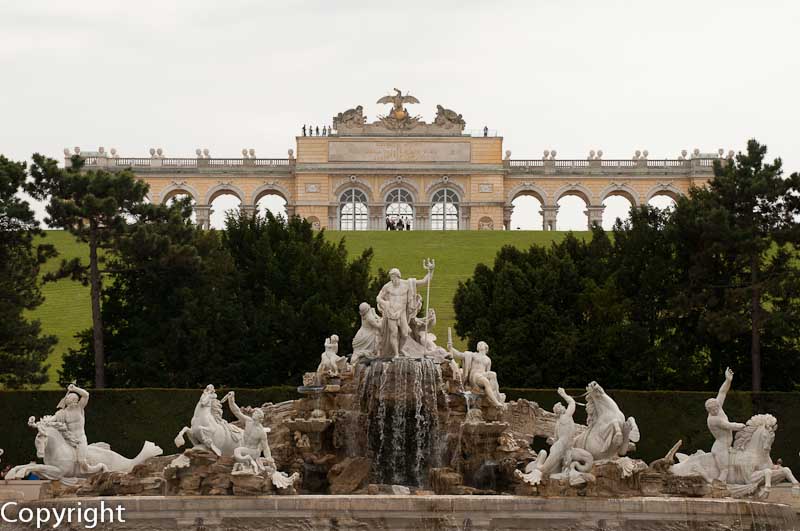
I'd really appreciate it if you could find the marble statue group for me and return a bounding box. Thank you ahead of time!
[6,258,799,502]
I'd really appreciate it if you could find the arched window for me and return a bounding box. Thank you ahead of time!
[385,189,413,224]
[339,189,368,231]
[431,188,459,230]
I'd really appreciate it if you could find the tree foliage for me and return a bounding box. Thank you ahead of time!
[61,211,377,387]
[0,155,57,388]
[28,155,152,388]
[454,140,800,391]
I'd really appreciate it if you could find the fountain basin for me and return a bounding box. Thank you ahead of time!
[1,495,795,530]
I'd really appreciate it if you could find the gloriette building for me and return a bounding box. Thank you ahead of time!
[67,89,721,230]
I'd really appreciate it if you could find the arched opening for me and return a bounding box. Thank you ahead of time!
[510,194,544,230]
[385,188,414,230]
[431,188,459,230]
[339,189,369,231]
[209,192,241,230]
[163,190,196,224]
[256,193,287,220]
[602,194,634,230]
[556,193,589,231]
[648,194,677,211]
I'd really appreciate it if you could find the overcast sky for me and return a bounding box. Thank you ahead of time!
[3,1,798,229]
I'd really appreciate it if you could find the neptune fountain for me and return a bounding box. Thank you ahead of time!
[2,260,798,530]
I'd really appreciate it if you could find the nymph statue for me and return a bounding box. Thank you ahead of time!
[315,335,347,384]
[351,303,382,363]
[447,340,506,408]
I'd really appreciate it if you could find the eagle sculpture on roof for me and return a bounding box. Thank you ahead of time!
[377,88,420,122]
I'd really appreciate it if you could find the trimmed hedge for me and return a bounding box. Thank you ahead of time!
[1,387,798,473]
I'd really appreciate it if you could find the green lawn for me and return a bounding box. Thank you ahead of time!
[31,230,586,388]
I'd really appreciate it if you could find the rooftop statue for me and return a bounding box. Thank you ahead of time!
[332,105,366,129]
[174,384,244,456]
[434,104,466,130]
[573,381,639,461]
[377,88,420,121]
[5,384,162,483]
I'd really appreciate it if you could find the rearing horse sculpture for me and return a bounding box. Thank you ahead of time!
[572,381,639,461]
[174,385,243,456]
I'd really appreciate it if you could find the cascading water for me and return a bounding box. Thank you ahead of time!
[357,357,448,486]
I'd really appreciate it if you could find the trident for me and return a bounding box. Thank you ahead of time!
[423,258,435,348]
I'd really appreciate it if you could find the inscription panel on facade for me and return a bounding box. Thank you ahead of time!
[329,141,471,163]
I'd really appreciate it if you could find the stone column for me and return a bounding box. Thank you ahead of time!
[285,204,296,219]
[541,206,558,231]
[415,205,429,231]
[195,205,211,230]
[459,205,471,231]
[369,205,384,230]
[327,205,338,230]
[503,206,514,230]
[240,204,256,219]
[585,205,605,228]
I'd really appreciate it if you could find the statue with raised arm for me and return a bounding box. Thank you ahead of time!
[226,392,299,489]
[6,384,162,482]
[707,368,746,482]
[516,387,593,485]
[448,340,506,408]
[376,261,434,358]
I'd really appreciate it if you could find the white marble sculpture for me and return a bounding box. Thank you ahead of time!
[6,384,162,483]
[351,303,383,364]
[669,370,799,497]
[447,341,506,409]
[376,261,434,358]
[174,384,244,456]
[226,392,299,489]
[315,335,348,384]
[572,381,639,461]
[516,388,593,486]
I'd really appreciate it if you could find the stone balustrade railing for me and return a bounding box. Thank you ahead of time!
[506,157,720,174]
[68,154,293,170]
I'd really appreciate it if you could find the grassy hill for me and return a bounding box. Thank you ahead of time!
[31,230,587,388]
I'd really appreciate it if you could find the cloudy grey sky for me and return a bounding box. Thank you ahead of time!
[2,1,798,229]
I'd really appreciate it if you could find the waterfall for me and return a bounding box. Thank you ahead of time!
[357,357,447,486]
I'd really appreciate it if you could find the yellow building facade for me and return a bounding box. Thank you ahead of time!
[70,90,719,230]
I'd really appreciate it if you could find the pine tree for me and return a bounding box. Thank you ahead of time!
[0,155,57,388]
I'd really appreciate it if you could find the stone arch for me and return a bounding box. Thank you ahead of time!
[252,182,292,208]
[506,182,550,207]
[554,183,594,205]
[599,183,640,206]
[204,182,246,205]
[159,183,200,204]
[646,183,684,203]
[332,177,374,203]
[379,178,419,203]
[426,180,466,202]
